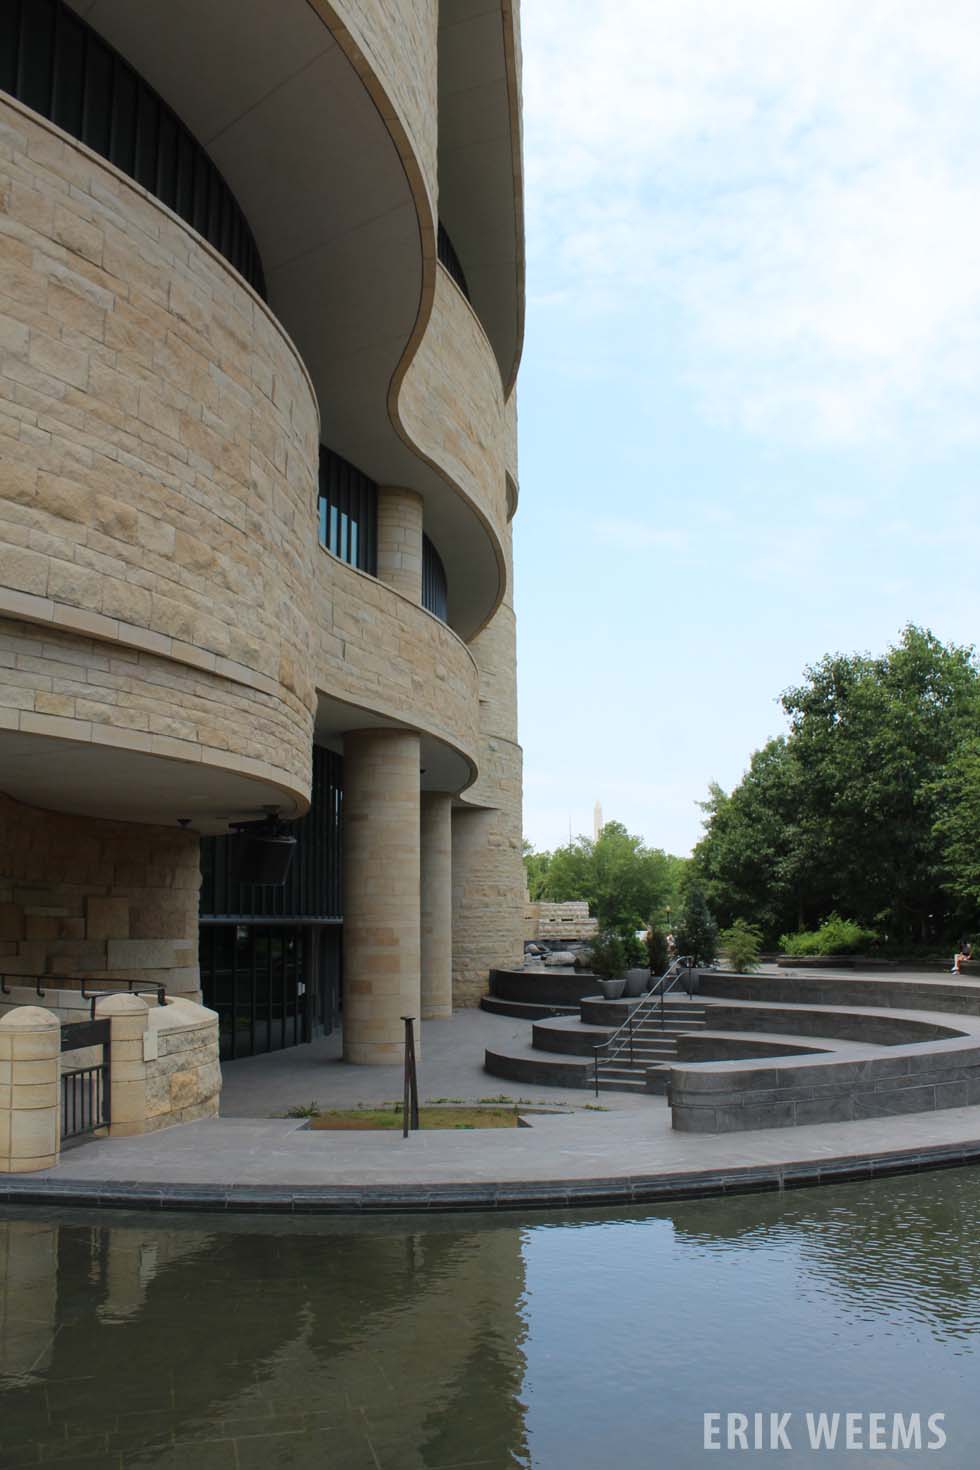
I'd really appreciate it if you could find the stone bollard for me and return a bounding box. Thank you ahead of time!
[0,1007,61,1173]
[96,993,150,1138]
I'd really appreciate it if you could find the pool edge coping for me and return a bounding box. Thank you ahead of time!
[3,1134,980,1214]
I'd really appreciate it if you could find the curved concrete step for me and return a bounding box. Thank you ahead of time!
[484,1044,592,1089]
[480,996,580,1020]
[531,1017,613,1056]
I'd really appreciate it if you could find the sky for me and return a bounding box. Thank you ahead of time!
[514,0,980,860]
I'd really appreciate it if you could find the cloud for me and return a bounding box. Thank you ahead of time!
[524,0,980,445]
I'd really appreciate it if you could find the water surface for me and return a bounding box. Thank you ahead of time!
[2,1167,979,1467]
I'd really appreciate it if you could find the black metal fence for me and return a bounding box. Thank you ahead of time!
[60,1018,110,1141]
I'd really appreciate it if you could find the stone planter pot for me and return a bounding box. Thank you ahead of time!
[623,969,649,997]
[597,978,626,1000]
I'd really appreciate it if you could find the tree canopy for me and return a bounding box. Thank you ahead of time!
[523,821,685,934]
[692,626,980,945]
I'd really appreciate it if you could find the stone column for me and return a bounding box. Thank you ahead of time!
[376,488,424,602]
[96,992,150,1138]
[343,728,421,1063]
[421,792,453,1020]
[0,1006,60,1173]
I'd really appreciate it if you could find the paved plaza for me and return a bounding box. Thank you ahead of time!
[4,994,980,1212]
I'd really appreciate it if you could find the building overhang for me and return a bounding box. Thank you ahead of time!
[68,0,510,640]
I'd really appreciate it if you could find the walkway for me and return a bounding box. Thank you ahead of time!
[3,998,980,1214]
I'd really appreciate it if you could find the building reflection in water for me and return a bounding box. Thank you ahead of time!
[0,1212,531,1469]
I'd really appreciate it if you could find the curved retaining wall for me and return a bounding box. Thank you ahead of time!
[698,971,980,1018]
[701,1003,965,1047]
[671,1038,980,1133]
[488,969,600,1007]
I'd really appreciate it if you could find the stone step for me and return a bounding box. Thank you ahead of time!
[480,995,579,1020]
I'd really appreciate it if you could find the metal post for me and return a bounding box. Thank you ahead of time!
[593,1047,600,1098]
[401,1016,420,1136]
[629,1017,634,1067]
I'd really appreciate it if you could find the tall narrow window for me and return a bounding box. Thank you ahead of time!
[317,446,377,575]
[422,534,448,622]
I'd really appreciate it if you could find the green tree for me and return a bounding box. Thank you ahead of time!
[694,626,980,946]
[933,738,980,914]
[691,740,818,942]
[781,625,980,940]
[522,840,552,901]
[539,820,676,935]
[675,885,718,965]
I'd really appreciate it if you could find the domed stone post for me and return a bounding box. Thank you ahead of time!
[96,992,150,1137]
[0,1006,60,1173]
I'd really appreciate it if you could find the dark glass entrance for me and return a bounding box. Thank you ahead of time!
[199,746,344,1061]
[201,925,304,1061]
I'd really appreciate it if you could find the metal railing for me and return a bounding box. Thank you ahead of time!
[60,1017,111,1141]
[592,956,694,1097]
[1,974,167,1017]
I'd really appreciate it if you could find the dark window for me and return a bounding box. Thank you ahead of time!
[2,0,266,297]
[317,446,377,575]
[422,533,449,622]
[437,220,470,300]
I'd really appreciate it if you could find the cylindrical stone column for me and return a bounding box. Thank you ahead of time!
[343,728,422,1063]
[96,992,150,1138]
[0,1006,60,1173]
[421,792,453,1020]
[376,488,424,603]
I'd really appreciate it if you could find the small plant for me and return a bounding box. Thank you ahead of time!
[585,930,628,980]
[582,1103,610,1111]
[718,918,763,973]
[285,1101,321,1118]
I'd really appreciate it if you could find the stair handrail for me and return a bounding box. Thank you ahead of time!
[591,956,695,1097]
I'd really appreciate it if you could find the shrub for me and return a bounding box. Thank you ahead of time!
[645,923,669,976]
[779,913,877,956]
[619,928,646,967]
[719,919,763,972]
[585,931,628,980]
[675,887,719,966]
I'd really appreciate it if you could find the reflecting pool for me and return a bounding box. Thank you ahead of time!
[2,1167,980,1467]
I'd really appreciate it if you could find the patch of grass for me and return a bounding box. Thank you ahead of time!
[582,1103,610,1112]
[477,1094,514,1103]
[284,1101,321,1118]
[307,1106,521,1131]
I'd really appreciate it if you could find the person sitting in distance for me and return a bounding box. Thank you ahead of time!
[952,939,973,974]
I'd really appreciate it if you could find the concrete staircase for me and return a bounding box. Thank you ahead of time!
[596,1000,706,1093]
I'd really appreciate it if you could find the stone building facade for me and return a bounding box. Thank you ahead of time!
[0,0,525,1065]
